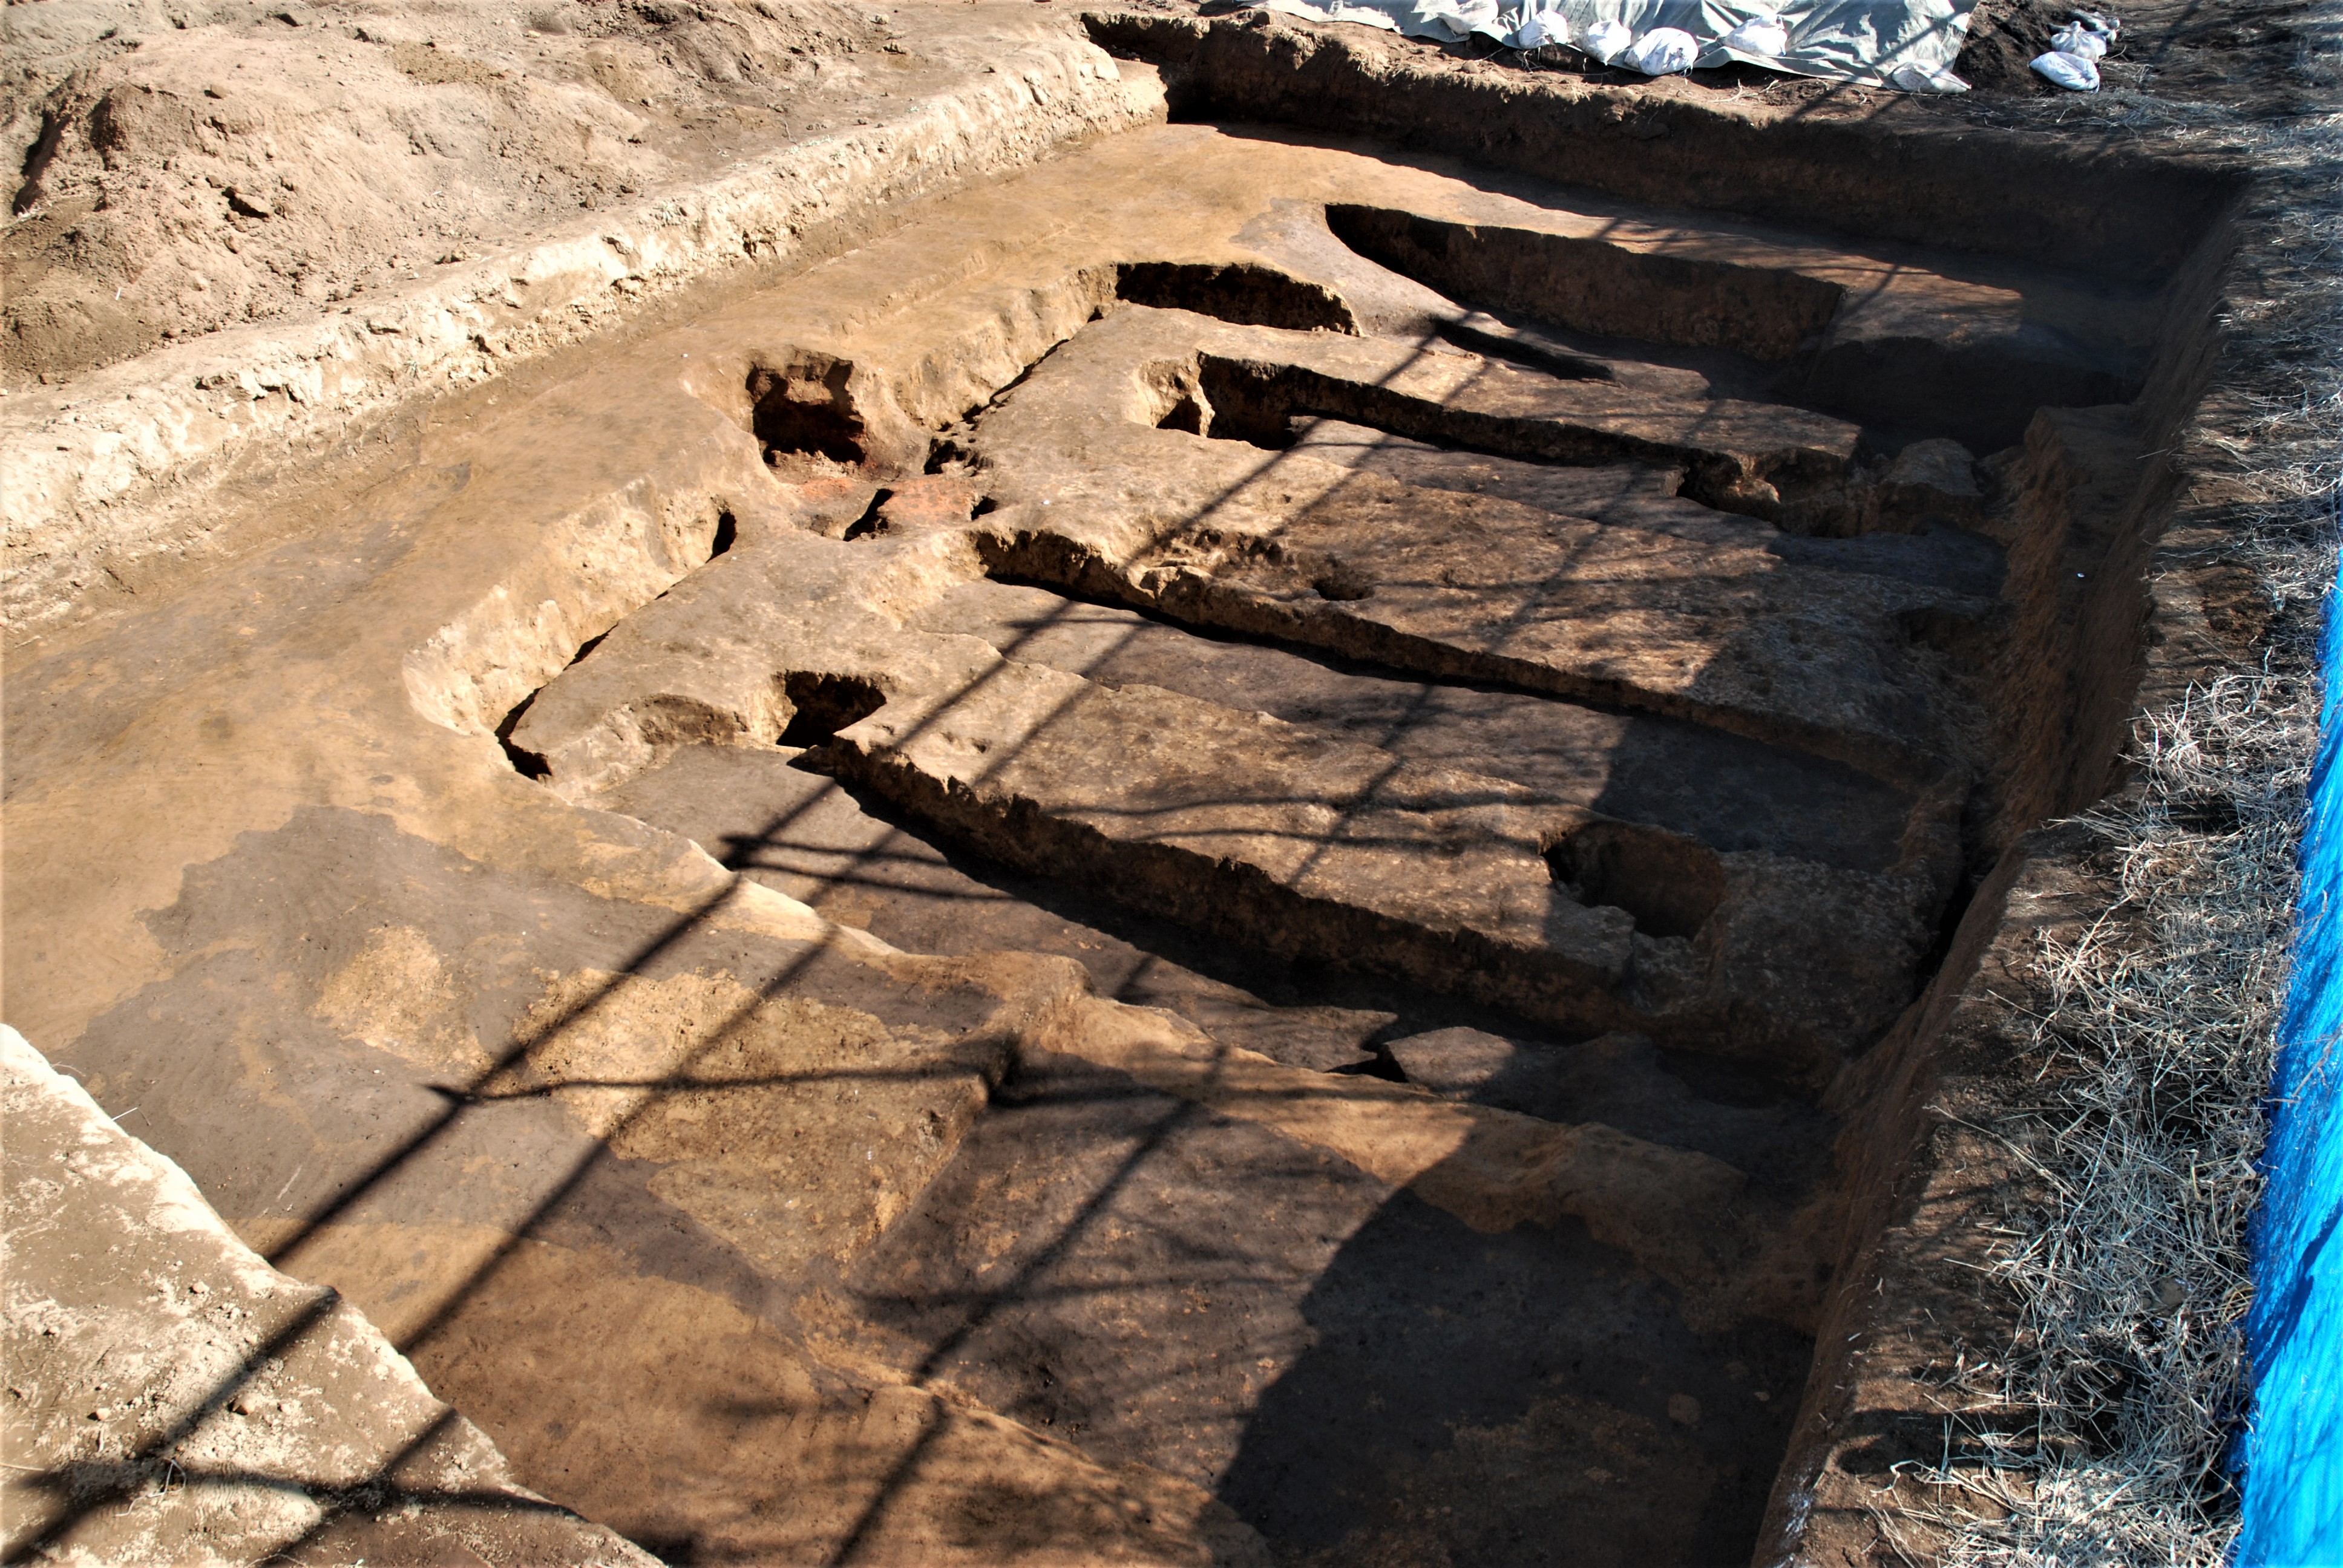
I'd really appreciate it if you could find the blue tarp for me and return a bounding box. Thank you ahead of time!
[2242,581,2343,1566]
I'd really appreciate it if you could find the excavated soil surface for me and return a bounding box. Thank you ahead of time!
[4,0,894,383]
[3,2,2283,1563]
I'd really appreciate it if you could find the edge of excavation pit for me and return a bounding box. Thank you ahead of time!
[0,25,1166,652]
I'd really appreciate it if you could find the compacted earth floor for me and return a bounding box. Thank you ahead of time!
[2,1,2263,1562]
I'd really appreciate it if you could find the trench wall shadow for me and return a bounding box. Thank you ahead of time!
[1208,1155,1812,1567]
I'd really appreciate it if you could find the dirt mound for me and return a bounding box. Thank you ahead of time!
[4,0,890,385]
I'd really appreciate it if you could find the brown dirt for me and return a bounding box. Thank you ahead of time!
[0,1027,654,1566]
[4,0,896,385]
[2,1,2326,1565]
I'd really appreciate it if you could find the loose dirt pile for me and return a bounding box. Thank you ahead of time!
[4,0,903,384]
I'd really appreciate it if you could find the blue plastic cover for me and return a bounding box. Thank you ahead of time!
[2242,583,2343,1566]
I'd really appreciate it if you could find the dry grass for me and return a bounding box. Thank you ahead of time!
[1893,663,2319,1566]
[1876,94,2343,1567]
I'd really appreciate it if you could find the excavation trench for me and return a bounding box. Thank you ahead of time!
[0,0,2294,1554]
[426,149,2186,1566]
[416,106,2231,1560]
[200,94,2226,1567]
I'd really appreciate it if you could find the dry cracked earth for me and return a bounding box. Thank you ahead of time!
[3,0,2324,1563]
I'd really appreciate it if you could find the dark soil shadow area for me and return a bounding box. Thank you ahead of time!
[847,1045,1811,1567]
[914,577,1917,874]
[596,740,1640,1054]
[1212,1187,1810,1567]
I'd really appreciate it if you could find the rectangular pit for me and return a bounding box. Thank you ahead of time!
[433,94,2243,1564]
[7,41,2265,1568]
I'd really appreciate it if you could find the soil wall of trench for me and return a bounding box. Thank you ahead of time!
[1752,177,2255,1566]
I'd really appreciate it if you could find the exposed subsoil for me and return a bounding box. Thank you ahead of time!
[2,1,2325,1564]
[596,740,1830,1563]
[4,0,898,384]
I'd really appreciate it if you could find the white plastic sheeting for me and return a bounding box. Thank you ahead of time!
[1248,0,1980,88]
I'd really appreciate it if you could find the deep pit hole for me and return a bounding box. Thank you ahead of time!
[1150,354,1303,449]
[1115,260,1360,334]
[841,488,893,541]
[776,671,888,750]
[749,354,868,467]
[1325,203,1847,365]
[495,704,550,780]
[1311,559,1374,601]
[1155,388,1207,436]
[1547,819,1728,941]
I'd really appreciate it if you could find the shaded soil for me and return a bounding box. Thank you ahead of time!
[853,1048,1811,1566]
[912,577,1914,871]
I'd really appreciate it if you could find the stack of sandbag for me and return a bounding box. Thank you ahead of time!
[2030,9,2118,89]
[1248,0,1979,91]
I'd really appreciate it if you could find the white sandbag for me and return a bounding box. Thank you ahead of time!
[1890,60,1971,90]
[1256,0,1404,30]
[1578,17,1634,60]
[2049,21,2108,56]
[1717,14,1790,54]
[1515,8,1572,46]
[2030,47,2100,88]
[1237,0,1983,90]
[1260,0,1406,26]
[1394,0,1473,39]
[1622,25,1699,71]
